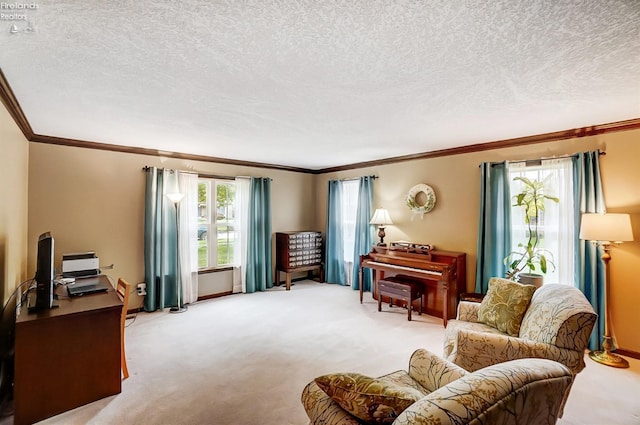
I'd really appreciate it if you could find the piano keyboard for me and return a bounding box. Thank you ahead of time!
[365,260,442,276]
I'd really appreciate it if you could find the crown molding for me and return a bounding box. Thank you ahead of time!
[0,68,34,139]
[0,68,314,173]
[2,70,639,174]
[314,118,640,174]
[29,133,315,174]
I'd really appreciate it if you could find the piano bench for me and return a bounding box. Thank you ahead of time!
[378,277,423,321]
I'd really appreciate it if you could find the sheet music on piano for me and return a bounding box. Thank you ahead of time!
[388,241,433,255]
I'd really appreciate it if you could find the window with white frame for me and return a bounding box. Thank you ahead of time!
[198,178,236,269]
[508,159,574,285]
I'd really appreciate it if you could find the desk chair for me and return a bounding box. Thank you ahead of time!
[116,278,132,380]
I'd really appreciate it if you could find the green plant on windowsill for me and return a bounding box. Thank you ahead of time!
[504,176,559,281]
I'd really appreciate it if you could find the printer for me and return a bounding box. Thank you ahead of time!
[62,252,100,278]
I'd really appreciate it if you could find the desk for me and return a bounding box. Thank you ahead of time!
[14,275,122,425]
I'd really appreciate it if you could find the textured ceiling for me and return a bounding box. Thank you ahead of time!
[1,1,639,170]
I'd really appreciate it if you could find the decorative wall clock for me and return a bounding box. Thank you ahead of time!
[406,184,436,219]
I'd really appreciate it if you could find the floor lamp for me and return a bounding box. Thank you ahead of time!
[579,213,634,368]
[167,193,187,314]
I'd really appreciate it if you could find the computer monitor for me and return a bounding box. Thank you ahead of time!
[32,232,56,311]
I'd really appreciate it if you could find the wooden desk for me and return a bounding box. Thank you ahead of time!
[14,276,122,425]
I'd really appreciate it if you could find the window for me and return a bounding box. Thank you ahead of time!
[198,178,236,269]
[508,159,574,285]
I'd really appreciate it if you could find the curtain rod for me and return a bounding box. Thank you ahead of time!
[483,150,605,167]
[142,166,270,180]
[142,166,229,179]
[200,174,272,181]
[142,166,196,175]
[340,175,378,181]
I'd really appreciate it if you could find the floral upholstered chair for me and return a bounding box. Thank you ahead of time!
[301,348,574,425]
[443,279,597,374]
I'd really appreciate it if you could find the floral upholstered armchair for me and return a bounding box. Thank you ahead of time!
[301,348,574,425]
[443,279,597,374]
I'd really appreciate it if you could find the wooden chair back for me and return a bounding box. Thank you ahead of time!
[116,278,132,380]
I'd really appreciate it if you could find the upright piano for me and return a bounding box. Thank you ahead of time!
[359,242,466,326]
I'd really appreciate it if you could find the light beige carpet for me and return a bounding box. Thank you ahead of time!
[4,280,640,425]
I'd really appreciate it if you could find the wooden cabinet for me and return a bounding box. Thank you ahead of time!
[275,231,324,290]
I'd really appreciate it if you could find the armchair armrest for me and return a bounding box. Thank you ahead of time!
[456,301,480,322]
[407,349,467,392]
[394,358,573,425]
[444,328,587,374]
[301,381,361,425]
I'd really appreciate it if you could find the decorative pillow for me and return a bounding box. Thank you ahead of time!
[477,278,536,336]
[314,372,424,424]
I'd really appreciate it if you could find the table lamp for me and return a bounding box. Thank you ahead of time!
[370,208,393,246]
[579,213,633,368]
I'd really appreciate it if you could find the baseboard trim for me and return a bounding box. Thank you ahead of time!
[616,349,640,360]
[127,292,234,313]
[198,291,233,301]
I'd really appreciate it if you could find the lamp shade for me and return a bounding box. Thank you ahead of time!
[166,193,184,204]
[370,208,393,225]
[579,213,634,242]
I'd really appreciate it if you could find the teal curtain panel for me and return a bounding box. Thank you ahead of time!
[351,176,374,291]
[143,167,180,311]
[474,161,512,293]
[325,180,346,285]
[245,177,273,293]
[573,151,606,351]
